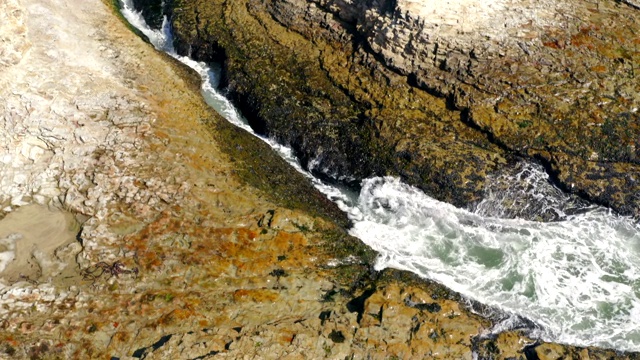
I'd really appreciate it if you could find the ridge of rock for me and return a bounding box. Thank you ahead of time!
[168,0,640,218]
[1,0,639,358]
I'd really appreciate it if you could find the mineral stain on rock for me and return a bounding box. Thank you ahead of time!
[166,0,640,218]
[0,0,639,358]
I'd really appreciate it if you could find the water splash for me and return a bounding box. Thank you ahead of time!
[351,176,640,350]
[473,162,593,221]
[118,0,358,212]
[119,2,640,351]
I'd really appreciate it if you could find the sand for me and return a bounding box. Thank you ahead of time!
[0,205,79,284]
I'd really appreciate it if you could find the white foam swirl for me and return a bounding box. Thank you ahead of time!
[351,176,640,350]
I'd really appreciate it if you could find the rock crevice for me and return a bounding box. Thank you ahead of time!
[1,0,639,358]
[168,0,640,217]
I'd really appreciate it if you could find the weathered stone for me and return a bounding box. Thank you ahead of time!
[0,0,638,358]
[168,0,508,210]
[167,0,640,217]
[0,0,30,69]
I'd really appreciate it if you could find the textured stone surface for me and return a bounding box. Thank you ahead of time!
[168,0,640,218]
[288,0,640,216]
[0,0,30,69]
[168,0,510,212]
[0,0,157,220]
[0,0,638,358]
[348,0,640,216]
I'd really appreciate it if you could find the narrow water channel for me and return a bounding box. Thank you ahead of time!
[120,1,640,351]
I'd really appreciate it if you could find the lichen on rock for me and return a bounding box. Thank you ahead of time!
[167,0,508,210]
[167,0,640,218]
[1,0,639,358]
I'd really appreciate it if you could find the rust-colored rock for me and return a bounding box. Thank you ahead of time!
[167,0,640,217]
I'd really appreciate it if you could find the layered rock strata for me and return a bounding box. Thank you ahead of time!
[167,0,640,218]
[0,0,639,359]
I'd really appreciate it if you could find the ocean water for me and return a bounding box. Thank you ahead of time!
[119,1,640,351]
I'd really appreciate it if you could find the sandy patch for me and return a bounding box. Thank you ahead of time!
[0,205,79,283]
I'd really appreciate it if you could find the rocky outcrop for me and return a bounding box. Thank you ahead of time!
[167,0,640,218]
[1,0,638,358]
[168,0,508,211]
[332,0,640,216]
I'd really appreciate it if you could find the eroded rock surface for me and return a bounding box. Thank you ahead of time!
[0,0,30,69]
[348,0,640,216]
[0,0,638,358]
[167,0,640,218]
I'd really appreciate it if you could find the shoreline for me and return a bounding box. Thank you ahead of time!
[0,0,637,358]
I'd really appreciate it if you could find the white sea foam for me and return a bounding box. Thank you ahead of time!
[351,176,640,350]
[473,162,593,221]
[120,3,640,351]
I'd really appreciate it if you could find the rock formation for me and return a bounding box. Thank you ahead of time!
[1,0,639,358]
[166,0,640,219]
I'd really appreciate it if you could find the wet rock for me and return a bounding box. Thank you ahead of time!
[168,0,506,208]
[472,162,592,221]
[167,0,640,217]
[130,0,165,29]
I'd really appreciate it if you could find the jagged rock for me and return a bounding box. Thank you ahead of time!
[0,0,638,358]
[167,0,640,217]
[347,0,640,216]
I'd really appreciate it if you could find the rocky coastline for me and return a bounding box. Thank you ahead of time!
[0,0,639,359]
[163,0,640,220]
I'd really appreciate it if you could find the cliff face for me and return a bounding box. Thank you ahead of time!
[167,0,640,219]
[318,0,640,215]
[168,0,507,213]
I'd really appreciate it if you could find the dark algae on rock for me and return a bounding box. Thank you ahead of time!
[4,0,640,358]
[163,0,640,218]
[165,0,507,209]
